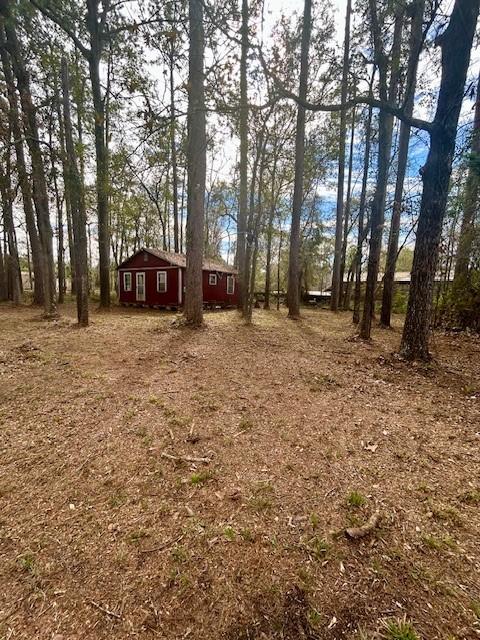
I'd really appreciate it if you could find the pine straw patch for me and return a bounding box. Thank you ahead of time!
[0,303,479,639]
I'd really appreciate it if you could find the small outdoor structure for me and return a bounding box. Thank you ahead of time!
[117,248,238,309]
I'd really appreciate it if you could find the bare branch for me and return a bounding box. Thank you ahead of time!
[29,0,90,58]
[255,45,433,134]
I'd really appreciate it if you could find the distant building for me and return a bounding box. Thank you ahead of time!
[117,248,239,309]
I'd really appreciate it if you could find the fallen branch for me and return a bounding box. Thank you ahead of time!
[161,451,211,464]
[87,600,122,620]
[345,510,381,539]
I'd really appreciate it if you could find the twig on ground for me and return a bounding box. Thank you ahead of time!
[87,599,122,619]
[345,510,381,539]
[161,451,211,464]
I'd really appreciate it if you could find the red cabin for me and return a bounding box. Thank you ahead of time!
[117,248,239,309]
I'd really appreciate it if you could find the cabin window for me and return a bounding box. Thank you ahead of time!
[143,252,148,262]
[123,272,132,292]
[157,270,167,293]
[209,273,217,286]
[227,275,235,295]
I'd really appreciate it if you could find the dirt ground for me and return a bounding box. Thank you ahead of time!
[1,303,479,640]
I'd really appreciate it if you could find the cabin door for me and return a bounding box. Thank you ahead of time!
[136,272,146,302]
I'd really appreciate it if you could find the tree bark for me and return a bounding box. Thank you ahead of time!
[353,102,374,324]
[360,6,403,339]
[0,149,22,304]
[381,0,425,327]
[236,0,249,311]
[61,57,89,326]
[453,70,480,286]
[340,105,356,308]
[169,34,180,253]
[184,0,206,327]
[48,92,65,304]
[0,27,44,306]
[0,233,7,301]
[287,0,312,319]
[264,151,278,310]
[400,0,479,360]
[1,6,57,316]
[54,74,76,296]
[86,0,110,308]
[331,0,352,311]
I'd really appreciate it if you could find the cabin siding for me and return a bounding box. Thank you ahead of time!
[202,270,237,306]
[117,249,238,308]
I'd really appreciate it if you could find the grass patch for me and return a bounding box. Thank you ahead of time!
[249,481,274,512]
[428,501,463,526]
[305,535,331,560]
[459,489,480,504]
[310,512,320,529]
[380,616,420,640]
[148,395,165,407]
[238,417,254,431]
[421,534,457,552]
[223,526,236,541]
[127,529,149,544]
[171,545,189,563]
[17,551,36,575]
[347,490,366,508]
[190,471,213,486]
[239,528,255,543]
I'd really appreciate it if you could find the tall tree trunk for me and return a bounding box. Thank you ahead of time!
[264,151,278,310]
[184,0,206,327]
[169,35,180,253]
[61,57,89,326]
[353,103,374,324]
[331,0,352,311]
[86,0,110,308]
[360,7,403,339]
[48,96,65,305]
[0,233,7,301]
[0,149,22,304]
[236,0,249,311]
[453,70,480,286]
[245,133,268,323]
[1,7,57,316]
[339,105,356,307]
[244,122,269,322]
[55,78,76,297]
[287,0,312,319]
[0,23,44,306]
[381,0,425,327]
[277,228,283,310]
[400,0,480,360]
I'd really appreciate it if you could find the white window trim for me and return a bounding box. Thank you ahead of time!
[123,272,132,292]
[209,273,217,286]
[136,272,146,301]
[227,275,235,295]
[157,270,167,293]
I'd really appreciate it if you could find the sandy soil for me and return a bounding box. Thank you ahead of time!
[0,303,479,639]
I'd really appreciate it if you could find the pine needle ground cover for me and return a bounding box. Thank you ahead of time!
[1,305,479,639]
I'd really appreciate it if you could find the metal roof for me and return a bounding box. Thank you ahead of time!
[118,248,238,274]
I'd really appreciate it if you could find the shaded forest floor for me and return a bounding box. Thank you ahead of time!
[1,303,480,640]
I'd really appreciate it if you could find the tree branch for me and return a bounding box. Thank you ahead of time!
[256,45,433,134]
[29,0,90,58]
